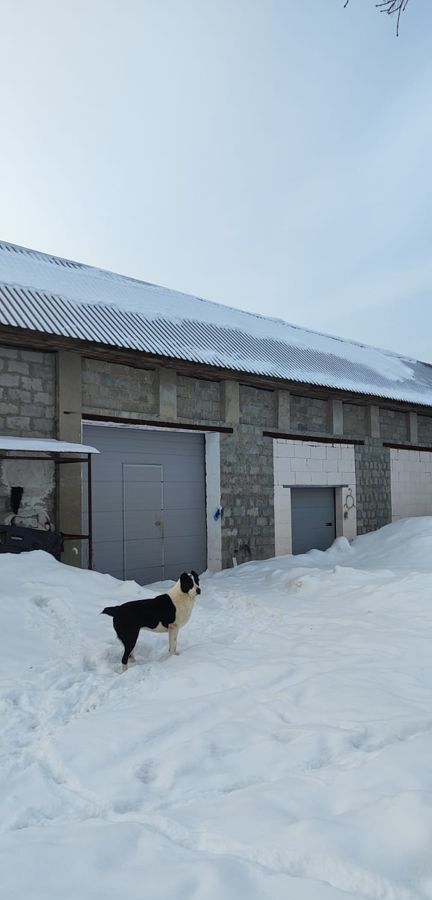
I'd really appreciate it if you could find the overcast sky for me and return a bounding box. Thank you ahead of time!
[1,0,432,361]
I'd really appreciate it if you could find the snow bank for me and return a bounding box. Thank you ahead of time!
[1,519,432,898]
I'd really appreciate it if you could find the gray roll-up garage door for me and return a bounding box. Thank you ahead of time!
[83,424,207,585]
[291,487,336,555]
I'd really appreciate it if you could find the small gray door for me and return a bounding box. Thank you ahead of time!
[123,464,164,585]
[83,424,207,584]
[291,487,336,555]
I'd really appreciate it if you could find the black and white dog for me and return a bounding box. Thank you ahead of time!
[102,571,201,670]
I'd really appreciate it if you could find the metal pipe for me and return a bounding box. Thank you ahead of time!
[87,453,93,570]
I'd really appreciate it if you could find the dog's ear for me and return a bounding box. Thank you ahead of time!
[191,570,199,584]
[180,572,193,594]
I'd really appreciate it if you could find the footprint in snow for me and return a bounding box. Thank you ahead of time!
[31,594,50,609]
[136,762,155,784]
[113,798,142,814]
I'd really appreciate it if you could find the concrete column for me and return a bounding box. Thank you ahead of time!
[409,412,418,444]
[57,351,82,566]
[222,380,240,425]
[368,405,380,438]
[277,390,290,431]
[159,368,177,419]
[331,398,344,435]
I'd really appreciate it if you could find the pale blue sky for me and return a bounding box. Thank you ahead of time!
[1,0,432,361]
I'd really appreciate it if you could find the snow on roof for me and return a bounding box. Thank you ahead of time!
[0,240,431,406]
[0,436,99,454]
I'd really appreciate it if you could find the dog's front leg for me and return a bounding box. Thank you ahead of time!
[168,623,179,655]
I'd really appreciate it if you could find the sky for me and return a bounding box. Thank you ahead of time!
[1,0,432,362]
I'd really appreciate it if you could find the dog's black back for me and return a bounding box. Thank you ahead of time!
[102,593,176,630]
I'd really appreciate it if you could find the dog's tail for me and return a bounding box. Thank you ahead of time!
[101,606,116,617]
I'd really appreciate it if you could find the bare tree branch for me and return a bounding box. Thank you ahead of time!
[344,0,412,35]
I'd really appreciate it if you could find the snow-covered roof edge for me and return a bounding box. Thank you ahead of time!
[1,239,432,408]
[0,437,99,454]
[0,239,423,367]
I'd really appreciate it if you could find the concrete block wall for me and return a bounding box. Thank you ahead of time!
[218,384,278,567]
[177,375,221,422]
[390,448,432,519]
[379,408,409,442]
[343,403,367,436]
[220,424,275,567]
[0,345,56,436]
[2,337,432,568]
[418,414,432,445]
[354,439,391,534]
[82,358,158,417]
[290,394,330,434]
[239,385,276,427]
[0,345,56,521]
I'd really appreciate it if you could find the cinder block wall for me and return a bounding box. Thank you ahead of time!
[1,340,432,568]
[239,385,276,428]
[220,426,275,567]
[0,345,56,521]
[177,376,221,422]
[82,359,158,417]
[390,448,432,519]
[379,409,409,443]
[343,403,367,436]
[290,395,330,433]
[220,386,275,567]
[0,346,56,436]
[418,414,432,444]
[354,439,392,534]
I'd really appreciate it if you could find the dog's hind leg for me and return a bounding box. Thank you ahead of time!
[120,627,140,670]
[168,623,179,656]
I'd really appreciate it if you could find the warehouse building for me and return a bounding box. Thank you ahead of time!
[1,240,432,582]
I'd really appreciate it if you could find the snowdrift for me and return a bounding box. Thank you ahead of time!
[1,518,432,899]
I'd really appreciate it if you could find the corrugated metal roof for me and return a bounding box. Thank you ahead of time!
[0,239,431,406]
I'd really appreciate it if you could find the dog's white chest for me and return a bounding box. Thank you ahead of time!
[173,597,195,629]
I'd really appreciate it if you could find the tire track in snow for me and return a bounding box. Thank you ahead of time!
[101,809,421,900]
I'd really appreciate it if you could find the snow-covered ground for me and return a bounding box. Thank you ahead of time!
[2,518,432,899]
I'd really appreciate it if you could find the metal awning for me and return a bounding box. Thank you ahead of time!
[0,437,99,454]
